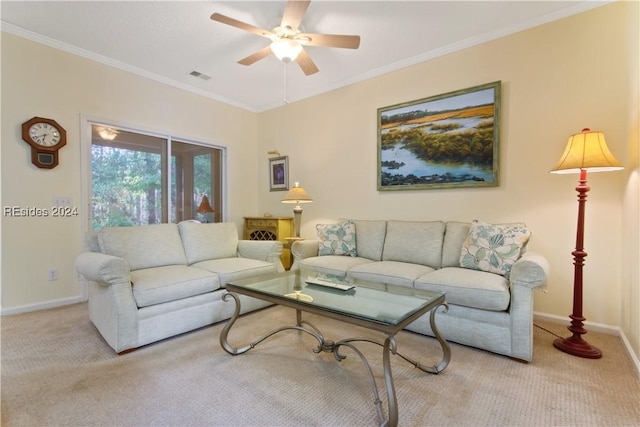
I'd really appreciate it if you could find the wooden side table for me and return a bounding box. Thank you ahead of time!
[243,217,294,269]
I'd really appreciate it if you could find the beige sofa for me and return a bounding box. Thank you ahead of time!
[291,219,549,362]
[76,221,283,353]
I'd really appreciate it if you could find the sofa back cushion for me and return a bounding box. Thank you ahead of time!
[98,223,188,271]
[178,221,239,264]
[382,221,445,268]
[349,219,387,261]
[442,222,471,267]
[84,230,101,253]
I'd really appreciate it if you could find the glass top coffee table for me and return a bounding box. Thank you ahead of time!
[220,269,451,427]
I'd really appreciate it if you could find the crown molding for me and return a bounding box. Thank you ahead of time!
[2,1,610,114]
[1,21,259,112]
[254,0,611,112]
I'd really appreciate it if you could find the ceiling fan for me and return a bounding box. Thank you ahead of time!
[210,0,360,76]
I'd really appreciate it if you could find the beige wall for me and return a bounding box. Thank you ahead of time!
[620,0,640,359]
[257,2,639,357]
[1,33,259,310]
[1,2,638,361]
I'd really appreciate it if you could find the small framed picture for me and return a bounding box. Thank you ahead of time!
[269,156,289,191]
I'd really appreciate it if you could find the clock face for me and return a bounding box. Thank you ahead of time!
[29,122,62,147]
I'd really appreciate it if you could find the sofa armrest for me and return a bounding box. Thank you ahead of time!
[510,251,549,290]
[76,252,131,286]
[237,240,284,272]
[76,252,139,353]
[508,251,549,361]
[290,240,319,270]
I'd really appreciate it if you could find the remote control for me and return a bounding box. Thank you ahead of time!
[305,277,355,291]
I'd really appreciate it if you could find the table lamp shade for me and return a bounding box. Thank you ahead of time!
[551,128,623,174]
[197,195,214,214]
[281,186,313,204]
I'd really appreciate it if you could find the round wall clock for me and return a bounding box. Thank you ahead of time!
[21,116,67,169]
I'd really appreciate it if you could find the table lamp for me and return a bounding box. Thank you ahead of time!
[281,182,313,238]
[550,128,623,358]
[197,194,215,223]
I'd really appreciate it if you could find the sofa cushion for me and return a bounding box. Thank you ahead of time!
[298,256,373,277]
[178,221,239,264]
[84,230,101,252]
[191,258,277,287]
[316,221,357,256]
[131,265,220,308]
[350,220,387,261]
[460,220,531,277]
[382,221,445,268]
[442,222,471,267]
[414,267,510,311]
[98,223,188,271]
[347,261,435,288]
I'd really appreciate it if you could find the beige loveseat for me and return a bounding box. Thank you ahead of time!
[76,221,283,353]
[291,219,549,362]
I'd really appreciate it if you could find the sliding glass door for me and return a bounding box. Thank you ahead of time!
[171,140,222,224]
[89,123,223,230]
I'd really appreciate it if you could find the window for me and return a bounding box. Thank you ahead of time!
[88,123,223,230]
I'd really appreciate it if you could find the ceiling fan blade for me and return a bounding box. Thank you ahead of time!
[238,46,273,66]
[281,0,310,31]
[210,13,274,38]
[295,48,319,76]
[298,33,360,49]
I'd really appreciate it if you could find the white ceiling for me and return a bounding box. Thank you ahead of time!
[1,1,606,112]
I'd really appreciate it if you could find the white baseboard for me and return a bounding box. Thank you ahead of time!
[1,295,86,316]
[620,330,640,379]
[534,311,640,379]
[534,311,620,335]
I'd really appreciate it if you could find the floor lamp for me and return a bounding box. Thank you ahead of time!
[281,182,313,238]
[550,128,623,359]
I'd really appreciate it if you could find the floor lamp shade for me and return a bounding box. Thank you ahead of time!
[281,182,313,238]
[551,129,623,173]
[550,129,623,359]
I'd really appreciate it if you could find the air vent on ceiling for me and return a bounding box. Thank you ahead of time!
[189,70,211,81]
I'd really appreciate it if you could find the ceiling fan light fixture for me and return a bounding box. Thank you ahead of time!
[270,38,302,62]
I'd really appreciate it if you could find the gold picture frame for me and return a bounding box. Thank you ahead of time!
[377,81,500,190]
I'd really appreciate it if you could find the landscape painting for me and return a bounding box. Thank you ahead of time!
[377,81,500,190]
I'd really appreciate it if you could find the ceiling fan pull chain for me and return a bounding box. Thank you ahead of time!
[283,63,288,105]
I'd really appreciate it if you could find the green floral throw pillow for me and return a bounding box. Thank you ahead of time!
[460,220,531,277]
[316,221,357,257]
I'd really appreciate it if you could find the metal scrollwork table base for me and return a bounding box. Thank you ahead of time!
[220,289,450,427]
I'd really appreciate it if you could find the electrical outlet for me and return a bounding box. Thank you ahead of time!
[52,196,72,207]
[48,269,59,281]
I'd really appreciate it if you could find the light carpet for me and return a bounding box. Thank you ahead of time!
[1,302,639,426]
